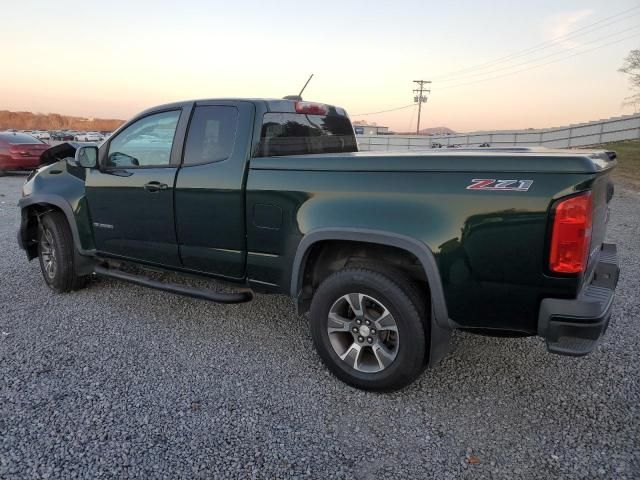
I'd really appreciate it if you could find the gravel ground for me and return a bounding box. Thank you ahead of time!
[0,173,638,479]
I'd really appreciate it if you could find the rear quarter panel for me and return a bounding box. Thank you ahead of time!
[246,166,598,333]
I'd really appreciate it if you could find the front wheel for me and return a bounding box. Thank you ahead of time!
[38,211,87,292]
[309,268,427,391]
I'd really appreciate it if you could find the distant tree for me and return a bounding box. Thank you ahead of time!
[619,49,640,111]
[49,114,64,129]
[0,110,124,131]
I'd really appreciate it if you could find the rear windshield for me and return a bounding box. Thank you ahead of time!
[0,133,43,144]
[256,112,357,157]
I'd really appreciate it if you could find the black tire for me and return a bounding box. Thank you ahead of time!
[310,268,427,391]
[37,211,88,292]
[346,261,428,318]
[0,170,5,177]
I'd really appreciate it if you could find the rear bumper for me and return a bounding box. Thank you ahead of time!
[538,243,619,356]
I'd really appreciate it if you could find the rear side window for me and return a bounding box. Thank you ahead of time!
[183,106,239,165]
[0,133,42,144]
[257,113,357,157]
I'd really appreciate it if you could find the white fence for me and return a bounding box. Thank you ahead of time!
[356,113,640,151]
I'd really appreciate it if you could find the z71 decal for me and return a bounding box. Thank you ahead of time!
[466,179,533,192]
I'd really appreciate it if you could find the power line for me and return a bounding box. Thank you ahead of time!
[437,24,640,84]
[351,104,416,116]
[437,31,640,90]
[433,5,640,81]
[350,15,640,120]
[434,6,640,80]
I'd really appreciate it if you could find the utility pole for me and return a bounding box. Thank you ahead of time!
[413,80,431,135]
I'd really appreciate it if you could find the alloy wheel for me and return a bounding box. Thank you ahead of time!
[327,293,400,373]
[40,227,57,279]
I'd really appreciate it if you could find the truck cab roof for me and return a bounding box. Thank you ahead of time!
[134,98,349,117]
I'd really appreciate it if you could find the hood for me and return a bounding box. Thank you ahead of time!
[39,142,90,166]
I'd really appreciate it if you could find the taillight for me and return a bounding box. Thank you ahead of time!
[295,101,328,115]
[9,146,25,157]
[549,191,593,274]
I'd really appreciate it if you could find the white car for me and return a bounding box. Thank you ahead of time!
[74,131,104,142]
[32,131,51,140]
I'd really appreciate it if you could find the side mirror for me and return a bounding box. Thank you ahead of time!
[69,145,98,168]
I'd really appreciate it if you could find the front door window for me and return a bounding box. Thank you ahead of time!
[106,110,180,168]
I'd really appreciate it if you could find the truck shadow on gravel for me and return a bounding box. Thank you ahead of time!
[82,268,606,402]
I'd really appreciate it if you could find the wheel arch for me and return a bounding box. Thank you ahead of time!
[18,195,95,275]
[20,195,80,247]
[291,228,450,329]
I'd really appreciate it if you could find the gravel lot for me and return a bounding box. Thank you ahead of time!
[0,173,638,479]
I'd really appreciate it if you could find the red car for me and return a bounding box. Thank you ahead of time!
[0,132,50,175]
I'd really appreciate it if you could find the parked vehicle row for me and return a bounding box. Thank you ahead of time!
[2,129,50,140]
[31,130,51,140]
[0,132,50,175]
[73,131,106,142]
[1,129,112,144]
[0,128,110,174]
[51,130,109,142]
[51,131,77,141]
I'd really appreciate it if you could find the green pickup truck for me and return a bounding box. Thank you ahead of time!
[17,98,620,390]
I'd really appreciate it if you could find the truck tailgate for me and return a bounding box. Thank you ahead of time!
[584,153,616,285]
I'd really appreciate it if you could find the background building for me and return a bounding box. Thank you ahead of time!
[353,123,390,135]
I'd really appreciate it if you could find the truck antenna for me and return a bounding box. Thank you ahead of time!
[298,74,314,97]
[283,74,314,101]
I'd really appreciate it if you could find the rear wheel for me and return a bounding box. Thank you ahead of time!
[38,211,88,292]
[310,267,427,391]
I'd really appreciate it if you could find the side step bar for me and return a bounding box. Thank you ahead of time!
[94,265,253,304]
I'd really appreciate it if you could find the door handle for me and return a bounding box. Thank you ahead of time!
[143,181,168,192]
